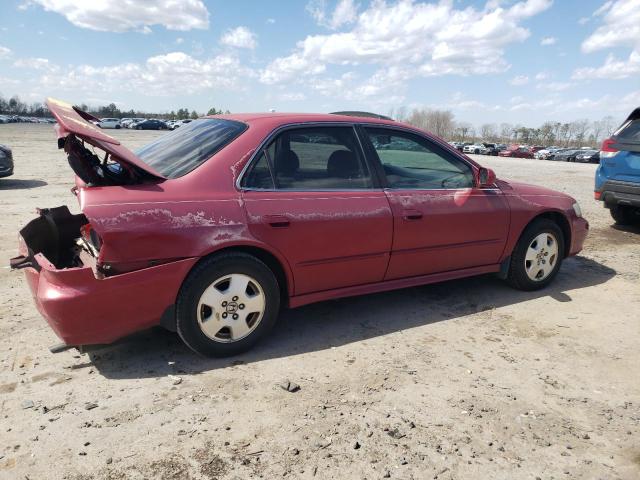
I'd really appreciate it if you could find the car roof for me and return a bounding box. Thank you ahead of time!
[206,112,399,127]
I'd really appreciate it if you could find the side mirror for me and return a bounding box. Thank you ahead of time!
[477,167,496,188]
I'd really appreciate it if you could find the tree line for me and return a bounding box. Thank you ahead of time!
[389,106,619,148]
[0,94,229,120]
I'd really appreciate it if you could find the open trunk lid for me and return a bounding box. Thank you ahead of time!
[46,97,166,181]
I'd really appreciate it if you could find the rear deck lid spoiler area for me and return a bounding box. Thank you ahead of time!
[46,98,166,179]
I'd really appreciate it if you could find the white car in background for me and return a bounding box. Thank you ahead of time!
[171,119,193,130]
[125,118,146,128]
[97,118,121,129]
[462,143,488,155]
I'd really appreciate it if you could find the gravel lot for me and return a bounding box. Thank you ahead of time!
[1,124,639,480]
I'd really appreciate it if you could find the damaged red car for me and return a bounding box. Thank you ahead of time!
[11,99,589,357]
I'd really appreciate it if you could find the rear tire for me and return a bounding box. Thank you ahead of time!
[506,219,564,291]
[609,205,638,225]
[176,253,280,357]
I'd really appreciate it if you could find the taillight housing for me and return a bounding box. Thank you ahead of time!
[80,223,102,255]
[600,138,619,158]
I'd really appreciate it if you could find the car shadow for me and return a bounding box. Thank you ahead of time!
[612,223,640,235]
[87,255,615,379]
[0,178,48,189]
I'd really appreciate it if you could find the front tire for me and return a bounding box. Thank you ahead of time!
[506,219,564,291]
[176,253,281,357]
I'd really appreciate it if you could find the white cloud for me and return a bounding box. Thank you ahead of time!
[266,18,276,24]
[276,92,306,101]
[573,51,640,79]
[536,81,573,91]
[540,36,556,45]
[535,71,549,81]
[307,0,358,29]
[220,26,258,49]
[30,0,209,32]
[574,0,640,79]
[510,75,529,85]
[175,37,184,45]
[39,52,253,96]
[13,57,59,72]
[0,45,11,59]
[581,0,640,53]
[262,0,552,86]
[578,17,590,25]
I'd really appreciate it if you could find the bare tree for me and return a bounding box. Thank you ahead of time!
[480,123,497,141]
[405,108,455,138]
[499,123,512,143]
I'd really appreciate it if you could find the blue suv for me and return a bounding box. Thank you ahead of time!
[595,107,640,225]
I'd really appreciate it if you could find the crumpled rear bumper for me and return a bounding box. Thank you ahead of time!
[18,252,197,346]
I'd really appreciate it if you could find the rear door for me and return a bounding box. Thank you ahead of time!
[241,124,393,295]
[361,126,509,280]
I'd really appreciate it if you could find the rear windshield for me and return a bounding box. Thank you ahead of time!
[615,119,640,143]
[135,118,246,178]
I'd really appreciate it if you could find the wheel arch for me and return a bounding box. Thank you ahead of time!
[193,243,292,303]
[160,244,292,332]
[522,210,572,258]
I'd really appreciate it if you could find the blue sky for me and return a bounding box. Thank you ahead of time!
[0,0,638,126]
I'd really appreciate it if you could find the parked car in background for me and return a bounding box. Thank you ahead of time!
[595,106,640,225]
[171,119,193,130]
[535,148,560,160]
[447,141,464,152]
[126,118,147,128]
[134,119,168,130]
[97,118,121,129]
[553,149,579,162]
[11,98,589,357]
[574,150,600,164]
[463,143,488,155]
[0,144,13,178]
[483,143,506,155]
[499,145,534,158]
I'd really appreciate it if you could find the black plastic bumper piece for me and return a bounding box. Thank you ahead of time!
[600,180,640,208]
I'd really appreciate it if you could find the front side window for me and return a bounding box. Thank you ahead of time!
[242,126,373,190]
[365,127,474,189]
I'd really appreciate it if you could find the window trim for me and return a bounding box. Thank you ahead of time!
[237,122,382,192]
[357,123,478,191]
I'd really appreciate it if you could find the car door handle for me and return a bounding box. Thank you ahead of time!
[402,210,423,220]
[263,215,290,228]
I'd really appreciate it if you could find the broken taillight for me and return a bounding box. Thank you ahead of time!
[80,223,102,256]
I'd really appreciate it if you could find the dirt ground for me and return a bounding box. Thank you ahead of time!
[0,124,639,480]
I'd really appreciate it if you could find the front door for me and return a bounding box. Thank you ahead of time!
[361,126,510,280]
[241,125,393,295]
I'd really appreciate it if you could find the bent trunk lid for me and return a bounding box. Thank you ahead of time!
[46,98,166,179]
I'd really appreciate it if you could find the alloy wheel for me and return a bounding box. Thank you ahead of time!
[196,273,266,343]
[524,232,558,281]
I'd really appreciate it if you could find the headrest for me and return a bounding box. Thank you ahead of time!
[274,150,299,176]
[327,150,359,178]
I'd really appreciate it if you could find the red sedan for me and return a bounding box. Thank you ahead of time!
[11,98,588,357]
[499,145,535,158]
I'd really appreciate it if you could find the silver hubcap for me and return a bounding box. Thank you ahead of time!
[197,274,265,343]
[524,232,558,281]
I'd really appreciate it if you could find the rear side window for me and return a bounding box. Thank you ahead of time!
[615,119,640,143]
[135,118,246,178]
[242,126,373,190]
